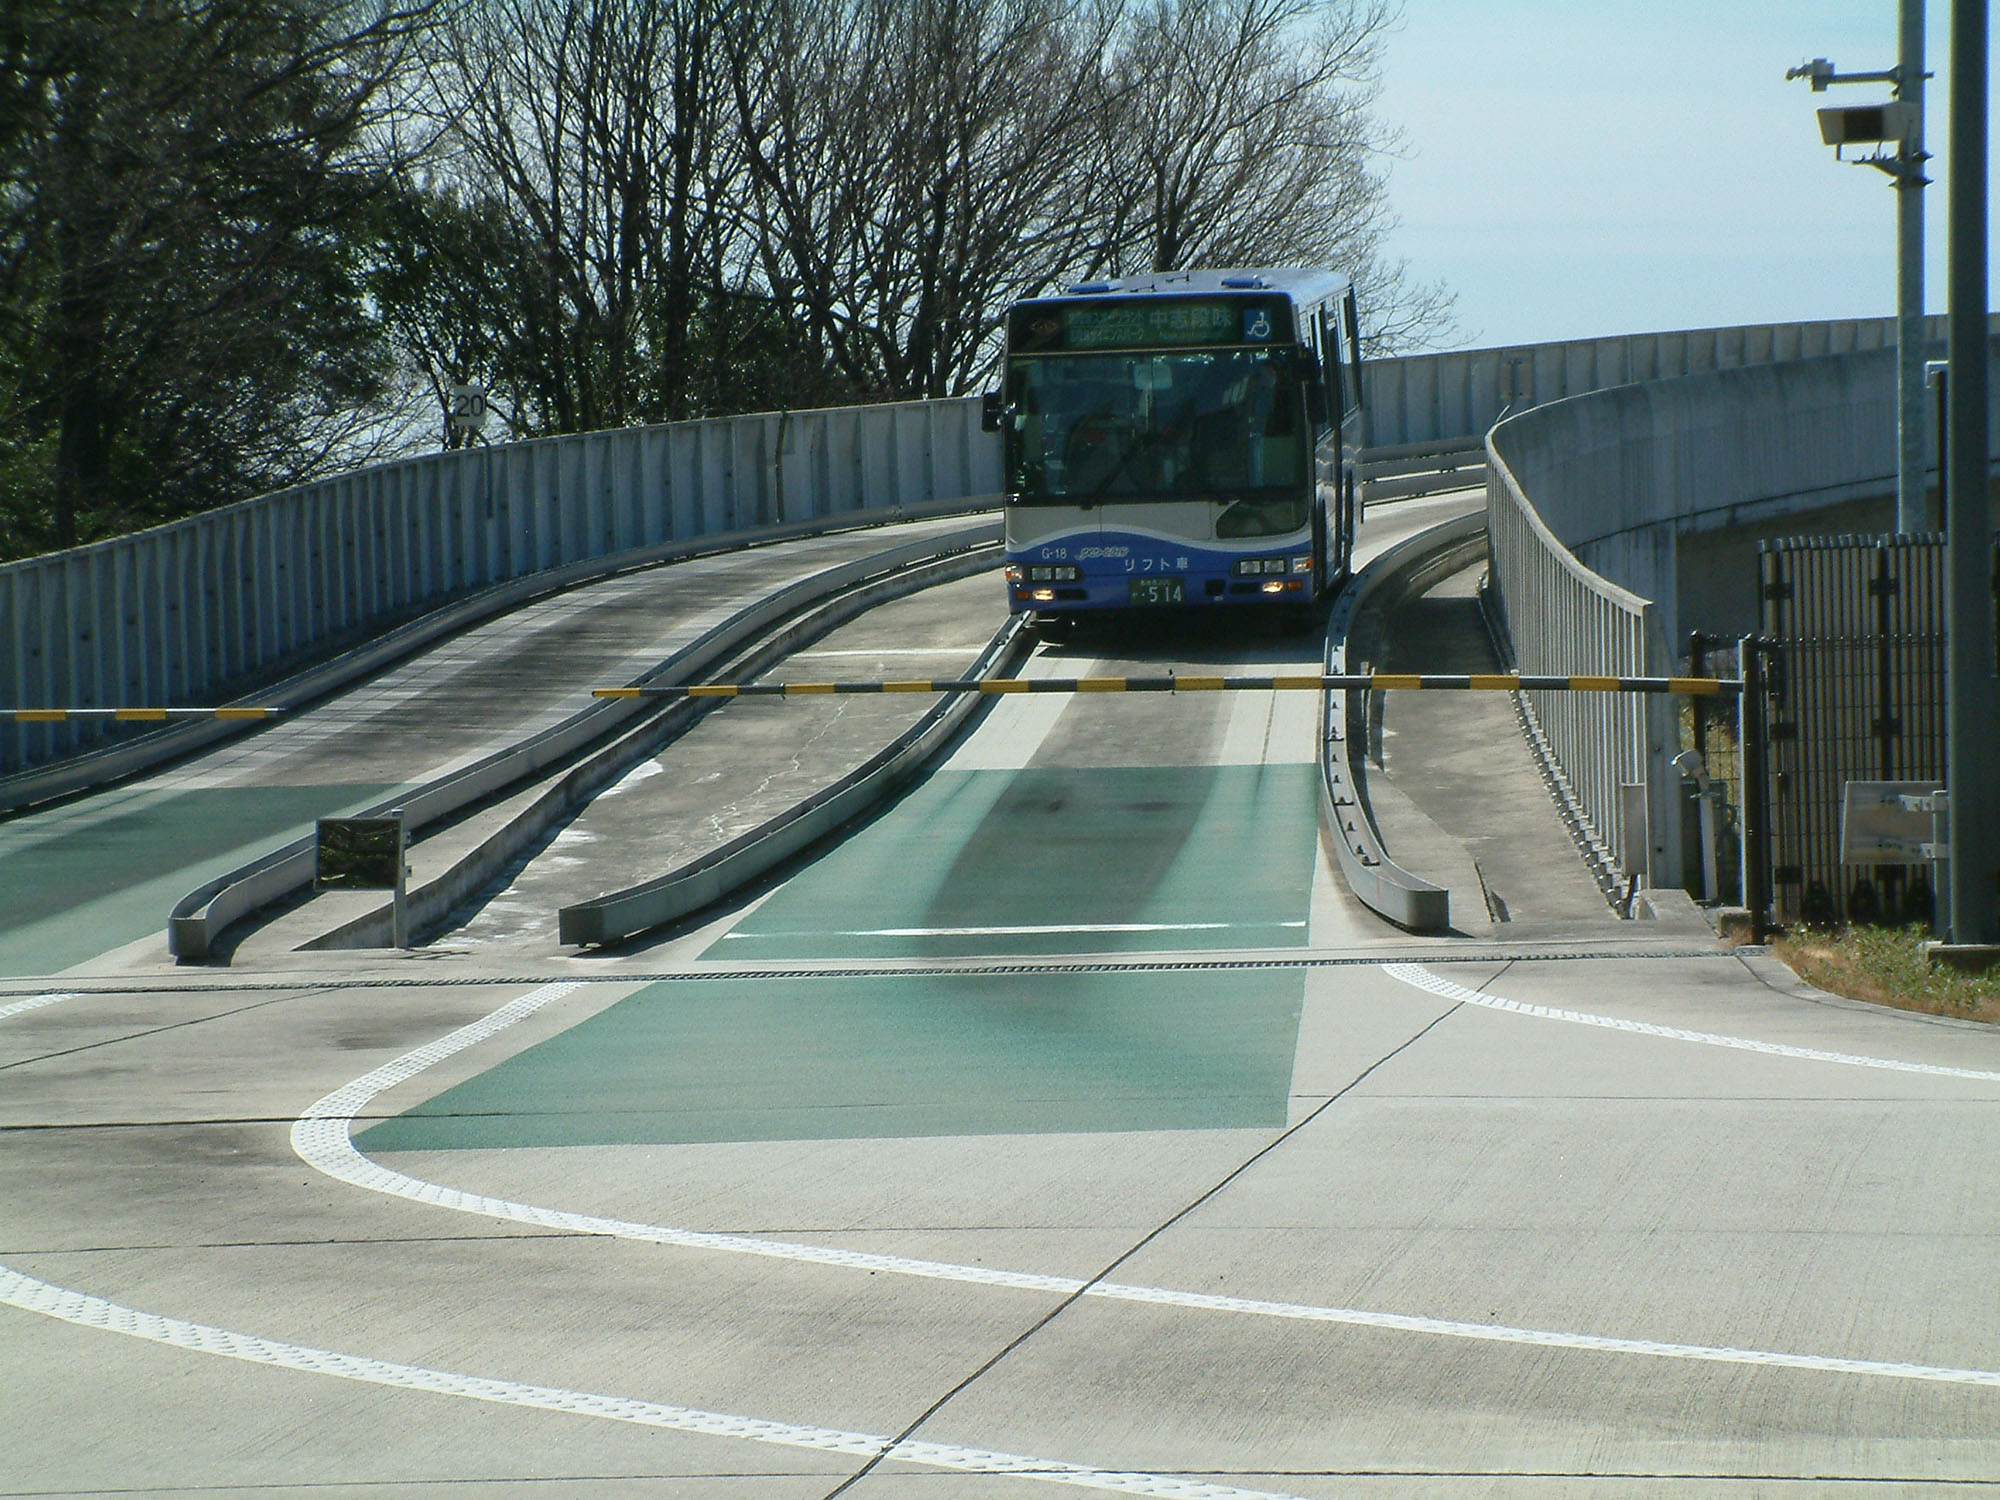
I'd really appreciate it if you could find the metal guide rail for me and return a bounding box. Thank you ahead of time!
[594,673,1742,701]
[3,707,280,722]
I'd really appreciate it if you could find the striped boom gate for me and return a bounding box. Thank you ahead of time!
[3,707,281,722]
[590,674,1739,702]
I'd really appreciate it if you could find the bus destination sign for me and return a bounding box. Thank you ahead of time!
[1010,297,1291,353]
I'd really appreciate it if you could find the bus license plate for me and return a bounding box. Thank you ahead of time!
[1129,576,1185,606]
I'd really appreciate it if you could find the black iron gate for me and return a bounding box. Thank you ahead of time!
[1744,534,1950,930]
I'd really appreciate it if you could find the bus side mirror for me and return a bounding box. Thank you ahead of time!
[981,389,1006,431]
[1304,378,1328,428]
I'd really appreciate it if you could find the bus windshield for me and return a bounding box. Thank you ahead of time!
[1005,349,1306,503]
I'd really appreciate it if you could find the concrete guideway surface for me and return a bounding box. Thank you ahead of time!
[0,515,983,979]
[5,492,2000,1495]
[435,570,1011,956]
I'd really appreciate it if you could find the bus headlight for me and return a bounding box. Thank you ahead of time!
[1231,558,1288,576]
[1292,556,1313,573]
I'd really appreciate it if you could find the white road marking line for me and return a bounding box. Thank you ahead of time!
[1382,962,2000,1082]
[293,981,2000,1390]
[719,922,1301,939]
[0,992,75,1021]
[0,1263,1307,1500]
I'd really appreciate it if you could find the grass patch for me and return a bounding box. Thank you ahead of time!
[1771,923,2000,1025]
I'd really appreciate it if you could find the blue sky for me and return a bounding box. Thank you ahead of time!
[1374,0,1997,347]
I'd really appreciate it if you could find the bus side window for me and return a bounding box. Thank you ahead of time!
[1318,307,1344,415]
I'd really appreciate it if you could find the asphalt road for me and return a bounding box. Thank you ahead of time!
[5,496,1998,1498]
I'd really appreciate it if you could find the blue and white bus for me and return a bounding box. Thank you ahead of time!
[984,269,1363,633]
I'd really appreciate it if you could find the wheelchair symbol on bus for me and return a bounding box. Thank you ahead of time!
[1243,309,1272,341]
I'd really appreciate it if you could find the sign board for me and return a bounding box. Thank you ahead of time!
[1007,296,1293,354]
[447,383,488,433]
[1840,781,1945,865]
[316,817,405,890]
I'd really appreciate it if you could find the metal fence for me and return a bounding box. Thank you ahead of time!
[0,397,999,776]
[1686,635,1743,905]
[1747,534,1955,929]
[1484,452,1674,888]
[1482,330,2000,899]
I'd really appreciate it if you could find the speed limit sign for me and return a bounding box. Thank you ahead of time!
[447,383,488,433]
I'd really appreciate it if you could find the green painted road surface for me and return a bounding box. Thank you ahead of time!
[0,783,403,975]
[708,764,1320,960]
[358,967,1304,1149]
[365,762,1321,1149]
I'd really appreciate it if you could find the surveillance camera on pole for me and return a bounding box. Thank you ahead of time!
[1815,101,1917,155]
[1787,24,1930,537]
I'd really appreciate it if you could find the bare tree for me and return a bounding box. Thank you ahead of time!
[388,0,1450,447]
[1090,0,1452,349]
[400,0,741,433]
[728,0,1127,399]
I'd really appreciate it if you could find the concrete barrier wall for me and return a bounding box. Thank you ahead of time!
[1361,316,1910,451]
[1491,337,2000,655]
[0,398,999,775]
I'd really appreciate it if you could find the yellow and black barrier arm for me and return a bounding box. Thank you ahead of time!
[594,672,1741,700]
[3,706,282,722]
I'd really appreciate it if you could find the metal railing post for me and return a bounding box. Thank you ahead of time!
[1741,639,1772,942]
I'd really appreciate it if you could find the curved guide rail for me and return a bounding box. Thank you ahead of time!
[1319,511,1488,931]
[167,524,998,960]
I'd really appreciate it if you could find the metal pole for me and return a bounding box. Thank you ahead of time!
[390,808,409,951]
[1741,639,1771,942]
[1895,0,1929,531]
[1944,0,1998,944]
[1930,361,1951,520]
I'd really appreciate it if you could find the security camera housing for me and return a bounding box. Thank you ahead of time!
[1817,102,1914,146]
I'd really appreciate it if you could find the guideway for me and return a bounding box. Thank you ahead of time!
[0,515,986,977]
[1350,555,1674,931]
[5,492,1999,1496]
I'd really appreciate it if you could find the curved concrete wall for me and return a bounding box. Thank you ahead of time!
[1362,316,1909,452]
[1485,331,2000,888]
[1493,336,1999,655]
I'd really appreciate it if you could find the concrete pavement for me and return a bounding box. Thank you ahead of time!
[5,499,1999,1496]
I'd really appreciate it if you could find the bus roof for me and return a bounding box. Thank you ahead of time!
[1015,268,1352,310]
